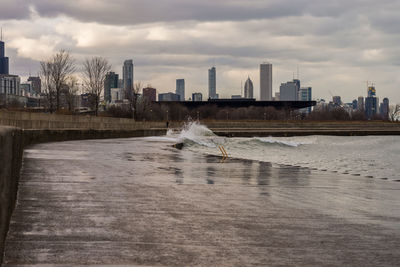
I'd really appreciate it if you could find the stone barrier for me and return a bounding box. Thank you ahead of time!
[0,110,165,130]
[0,127,23,263]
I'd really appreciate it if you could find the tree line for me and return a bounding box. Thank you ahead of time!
[40,50,111,116]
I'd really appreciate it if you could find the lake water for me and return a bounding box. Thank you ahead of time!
[158,121,400,181]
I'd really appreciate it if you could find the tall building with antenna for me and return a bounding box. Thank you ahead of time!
[0,29,10,75]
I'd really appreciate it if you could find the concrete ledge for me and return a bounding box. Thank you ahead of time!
[212,128,400,137]
[22,128,167,147]
[0,127,23,264]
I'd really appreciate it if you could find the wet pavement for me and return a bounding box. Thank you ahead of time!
[3,137,400,266]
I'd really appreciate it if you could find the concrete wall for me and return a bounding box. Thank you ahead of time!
[0,110,165,130]
[0,127,23,264]
[201,120,400,129]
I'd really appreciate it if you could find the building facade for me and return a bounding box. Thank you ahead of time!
[352,99,358,110]
[111,88,124,103]
[176,79,185,101]
[365,97,378,119]
[299,87,312,113]
[332,96,342,106]
[260,63,272,100]
[0,41,9,75]
[27,76,41,94]
[192,92,202,101]
[244,76,253,99]
[159,92,180,101]
[143,87,157,102]
[368,86,376,97]
[104,72,119,103]
[380,98,389,120]
[357,96,364,110]
[123,59,134,94]
[279,79,300,101]
[208,67,217,99]
[0,74,22,105]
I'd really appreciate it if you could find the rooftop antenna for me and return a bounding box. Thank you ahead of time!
[297,65,300,80]
[241,80,243,96]
[1,27,2,41]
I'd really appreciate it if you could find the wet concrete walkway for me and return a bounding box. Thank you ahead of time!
[4,137,400,266]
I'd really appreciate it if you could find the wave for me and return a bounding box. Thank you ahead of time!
[168,121,308,149]
[173,120,225,148]
[144,136,179,142]
[252,137,307,147]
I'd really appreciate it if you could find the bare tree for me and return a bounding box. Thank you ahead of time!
[82,57,111,116]
[64,76,80,112]
[39,61,55,112]
[51,50,75,110]
[126,81,142,120]
[39,50,75,112]
[389,104,400,121]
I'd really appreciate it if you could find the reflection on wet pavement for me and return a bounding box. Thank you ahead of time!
[4,137,400,266]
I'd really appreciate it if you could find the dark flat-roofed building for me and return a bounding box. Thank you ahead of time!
[155,98,315,110]
[159,92,180,101]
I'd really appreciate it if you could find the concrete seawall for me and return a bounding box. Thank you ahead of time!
[0,110,165,130]
[0,127,23,264]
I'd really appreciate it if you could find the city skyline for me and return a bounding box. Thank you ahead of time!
[1,1,400,103]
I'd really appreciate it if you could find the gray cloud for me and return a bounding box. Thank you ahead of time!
[0,0,30,20]
[1,0,400,102]
[27,0,377,25]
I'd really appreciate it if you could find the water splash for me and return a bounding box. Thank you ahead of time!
[176,120,224,148]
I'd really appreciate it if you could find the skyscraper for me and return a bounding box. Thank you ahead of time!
[0,40,9,75]
[368,86,376,97]
[365,97,378,119]
[244,76,253,99]
[176,79,185,101]
[143,87,157,102]
[208,66,217,99]
[279,79,300,101]
[27,76,41,93]
[260,63,272,100]
[192,93,202,101]
[299,87,312,113]
[332,96,342,106]
[357,96,364,110]
[104,72,119,103]
[123,59,133,96]
[365,85,378,119]
[380,98,389,120]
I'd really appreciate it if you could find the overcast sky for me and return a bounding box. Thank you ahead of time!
[1,0,400,103]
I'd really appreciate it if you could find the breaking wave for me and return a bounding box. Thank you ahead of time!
[252,137,307,147]
[166,120,225,148]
